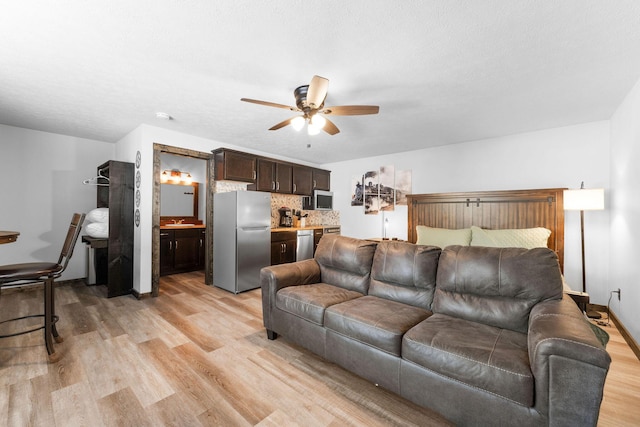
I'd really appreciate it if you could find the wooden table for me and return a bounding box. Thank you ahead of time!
[0,231,19,244]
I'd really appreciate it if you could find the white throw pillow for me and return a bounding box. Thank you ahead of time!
[470,225,551,249]
[416,226,472,248]
[86,208,109,223]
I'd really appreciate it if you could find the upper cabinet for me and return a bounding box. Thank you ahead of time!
[256,159,292,193]
[213,148,330,195]
[292,166,313,195]
[312,169,331,191]
[213,149,256,183]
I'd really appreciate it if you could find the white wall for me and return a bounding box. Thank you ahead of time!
[0,124,114,280]
[324,121,611,304]
[610,77,640,344]
[115,126,144,292]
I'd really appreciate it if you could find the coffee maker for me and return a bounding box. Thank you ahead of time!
[278,207,293,227]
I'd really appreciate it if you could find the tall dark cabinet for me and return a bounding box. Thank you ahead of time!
[96,160,134,297]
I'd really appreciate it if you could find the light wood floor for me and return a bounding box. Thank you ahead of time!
[0,272,638,426]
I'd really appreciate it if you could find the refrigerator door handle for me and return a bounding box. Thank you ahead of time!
[239,226,270,231]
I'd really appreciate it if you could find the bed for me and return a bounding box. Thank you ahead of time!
[407,188,566,270]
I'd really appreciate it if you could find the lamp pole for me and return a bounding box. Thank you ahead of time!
[580,209,586,293]
[563,183,605,319]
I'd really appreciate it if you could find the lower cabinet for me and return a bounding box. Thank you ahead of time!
[160,228,206,276]
[271,231,297,265]
[313,228,323,255]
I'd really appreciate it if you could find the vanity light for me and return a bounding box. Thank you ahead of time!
[160,169,193,185]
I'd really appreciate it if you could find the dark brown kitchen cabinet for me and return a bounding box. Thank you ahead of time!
[313,228,324,255]
[213,147,330,194]
[213,149,256,183]
[292,166,313,195]
[271,231,296,265]
[160,228,206,276]
[257,159,292,193]
[276,163,293,193]
[312,168,331,191]
[256,159,276,192]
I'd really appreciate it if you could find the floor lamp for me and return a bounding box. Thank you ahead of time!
[563,183,605,319]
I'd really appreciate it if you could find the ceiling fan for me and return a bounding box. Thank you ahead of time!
[241,75,379,135]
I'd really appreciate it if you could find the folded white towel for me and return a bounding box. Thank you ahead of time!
[86,208,109,223]
[85,222,109,238]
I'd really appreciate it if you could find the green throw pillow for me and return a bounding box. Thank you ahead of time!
[416,226,471,248]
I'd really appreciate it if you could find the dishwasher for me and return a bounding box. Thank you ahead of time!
[296,229,314,261]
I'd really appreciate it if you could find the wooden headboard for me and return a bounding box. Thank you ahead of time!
[407,188,566,269]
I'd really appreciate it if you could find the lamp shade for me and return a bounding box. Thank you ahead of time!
[563,188,605,211]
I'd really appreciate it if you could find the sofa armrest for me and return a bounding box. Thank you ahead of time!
[528,294,611,426]
[260,259,321,333]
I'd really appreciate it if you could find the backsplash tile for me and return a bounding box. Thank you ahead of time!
[271,193,339,228]
[212,184,340,229]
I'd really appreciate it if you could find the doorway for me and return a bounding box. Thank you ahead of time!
[152,144,213,297]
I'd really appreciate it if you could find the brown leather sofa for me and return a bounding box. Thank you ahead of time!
[260,235,610,426]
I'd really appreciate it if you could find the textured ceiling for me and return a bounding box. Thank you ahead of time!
[1,1,640,164]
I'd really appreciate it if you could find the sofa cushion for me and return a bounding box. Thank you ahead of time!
[433,245,563,333]
[314,235,378,294]
[403,313,533,406]
[325,295,431,356]
[369,241,441,310]
[276,283,363,326]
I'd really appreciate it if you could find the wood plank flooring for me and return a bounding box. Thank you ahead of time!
[1,271,639,426]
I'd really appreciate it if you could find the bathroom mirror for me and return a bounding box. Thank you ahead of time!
[160,182,199,219]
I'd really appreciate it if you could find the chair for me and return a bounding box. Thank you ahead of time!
[0,213,85,358]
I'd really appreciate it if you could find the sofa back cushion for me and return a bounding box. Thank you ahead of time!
[369,241,441,310]
[432,245,563,333]
[314,235,378,294]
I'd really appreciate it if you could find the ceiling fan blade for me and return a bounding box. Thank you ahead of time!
[306,76,329,109]
[241,98,298,111]
[268,116,300,131]
[321,105,380,116]
[322,117,340,135]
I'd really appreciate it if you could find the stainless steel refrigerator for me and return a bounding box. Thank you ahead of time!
[213,191,271,293]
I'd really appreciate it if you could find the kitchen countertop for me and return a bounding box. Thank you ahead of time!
[271,226,338,232]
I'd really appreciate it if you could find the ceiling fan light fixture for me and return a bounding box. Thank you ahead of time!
[311,114,326,129]
[241,75,379,136]
[291,116,305,131]
[307,123,321,135]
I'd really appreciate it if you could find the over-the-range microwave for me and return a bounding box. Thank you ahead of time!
[302,190,333,211]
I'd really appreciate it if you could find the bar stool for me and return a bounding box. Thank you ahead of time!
[0,213,85,359]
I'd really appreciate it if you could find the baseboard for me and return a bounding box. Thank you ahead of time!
[131,288,151,300]
[589,303,640,361]
[609,310,640,361]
